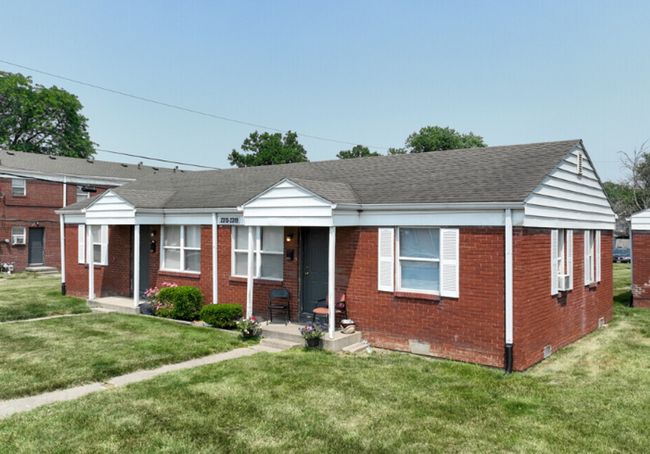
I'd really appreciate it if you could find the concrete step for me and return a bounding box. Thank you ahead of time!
[342,342,368,353]
[25,266,59,274]
[260,338,302,351]
[86,300,140,315]
[91,307,117,314]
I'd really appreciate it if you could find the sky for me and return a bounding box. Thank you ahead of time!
[1,0,649,182]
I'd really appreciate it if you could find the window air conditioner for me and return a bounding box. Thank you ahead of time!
[557,274,571,291]
[12,237,25,245]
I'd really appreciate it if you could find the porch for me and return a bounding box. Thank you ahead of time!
[87,296,141,315]
[260,321,362,352]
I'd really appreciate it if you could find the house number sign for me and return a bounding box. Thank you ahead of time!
[218,216,242,225]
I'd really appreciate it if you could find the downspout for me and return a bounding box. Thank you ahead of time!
[60,214,66,295]
[212,213,218,304]
[628,217,634,307]
[504,209,514,374]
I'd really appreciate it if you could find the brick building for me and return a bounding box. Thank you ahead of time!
[630,210,650,308]
[0,149,173,273]
[58,140,615,371]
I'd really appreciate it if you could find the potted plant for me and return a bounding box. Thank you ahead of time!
[300,322,325,348]
[236,317,261,339]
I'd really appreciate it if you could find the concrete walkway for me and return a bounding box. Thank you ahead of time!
[0,344,280,419]
[0,313,88,326]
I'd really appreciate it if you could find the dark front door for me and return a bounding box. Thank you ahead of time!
[139,226,150,297]
[300,228,329,321]
[28,227,44,265]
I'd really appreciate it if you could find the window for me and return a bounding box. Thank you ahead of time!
[584,230,601,285]
[381,227,459,297]
[232,226,283,280]
[77,225,108,265]
[397,228,440,293]
[11,227,26,245]
[161,226,201,272]
[76,186,90,203]
[551,230,573,294]
[12,178,26,196]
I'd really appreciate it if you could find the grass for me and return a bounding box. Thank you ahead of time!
[0,273,90,322]
[0,264,648,453]
[0,314,257,401]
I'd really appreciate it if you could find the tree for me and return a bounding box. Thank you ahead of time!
[0,71,96,158]
[404,126,487,153]
[616,141,650,213]
[337,145,381,159]
[228,131,309,167]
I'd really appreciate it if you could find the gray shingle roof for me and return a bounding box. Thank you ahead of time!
[61,140,583,211]
[0,149,177,180]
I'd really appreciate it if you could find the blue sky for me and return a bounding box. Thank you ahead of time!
[2,0,649,182]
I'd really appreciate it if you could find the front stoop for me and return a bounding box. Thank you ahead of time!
[87,297,141,315]
[261,322,362,352]
[25,266,59,275]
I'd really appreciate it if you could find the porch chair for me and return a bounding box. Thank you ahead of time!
[267,289,290,325]
[312,291,347,324]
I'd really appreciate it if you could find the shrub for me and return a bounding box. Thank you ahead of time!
[157,286,204,321]
[200,304,243,329]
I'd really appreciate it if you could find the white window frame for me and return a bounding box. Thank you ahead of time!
[11,227,26,245]
[76,185,90,203]
[552,229,573,295]
[12,178,26,196]
[78,225,108,265]
[232,226,284,281]
[160,225,201,273]
[396,227,441,295]
[584,230,595,285]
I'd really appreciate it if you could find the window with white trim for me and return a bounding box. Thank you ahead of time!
[77,225,108,265]
[397,228,440,293]
[232,226,283,280]
[12,178,26,196]
[551,229,573,294]
[583,230,601,285]
[76,186,90,203]
[161,226,201,272]
[11,227,26,245]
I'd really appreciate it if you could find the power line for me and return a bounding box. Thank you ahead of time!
[96,148,219,169]
[0,59,390,150]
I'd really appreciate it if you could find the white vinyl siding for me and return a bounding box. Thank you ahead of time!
[11,227,26,245]
[377,228,394,292]
[232,226,283,280]
[78,225,108,265]
[12,178,26,196]
[161,226,201,273]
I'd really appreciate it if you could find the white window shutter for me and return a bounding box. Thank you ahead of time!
[551,230,558,295]
[440,228,459,298]
[595,230,601,282]
[584,230,590,285]
[101,225,109,266]
[377,228,394,292]
[78,225,85,264]
[567,230,573,290]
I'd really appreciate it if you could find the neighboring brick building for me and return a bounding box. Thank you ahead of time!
[0,149,173,273]
[59,140,615,371]
[630,210,650,308]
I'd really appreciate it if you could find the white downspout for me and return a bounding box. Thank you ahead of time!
[328,226,336,339]
[133,225,140,309]
[505,209,514,373]
[87,226,94,300]
[212,213,218,304]
[60,214,66,295]
[246,226,254,319]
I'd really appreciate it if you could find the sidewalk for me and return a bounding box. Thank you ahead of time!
[0,344,280,419]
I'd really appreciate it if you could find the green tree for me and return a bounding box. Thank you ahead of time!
[228,131,308,167]
[337,145,381,159]
[0,71,96,158]
[404,126,487,153]
[387,147,407,155]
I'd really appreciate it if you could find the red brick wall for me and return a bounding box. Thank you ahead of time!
[0,176,109,271]
[632,231,650,308]
[513,228,613,370]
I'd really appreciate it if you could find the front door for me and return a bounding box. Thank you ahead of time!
[28,227,44,265]
[139,226,150,297]
[300,228,329,321]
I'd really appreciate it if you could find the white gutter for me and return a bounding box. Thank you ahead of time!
[336,202,525,211]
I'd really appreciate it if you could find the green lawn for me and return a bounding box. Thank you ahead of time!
[0,273,90,322]
[0,264,647,453]
[0,314,257,401]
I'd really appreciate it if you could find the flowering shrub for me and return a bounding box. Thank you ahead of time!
[236,317,261,337]
[300,322,325,340]
[144,282,177,308]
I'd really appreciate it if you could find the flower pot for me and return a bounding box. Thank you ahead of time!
[241,329,258,339]
[305,337,321,348]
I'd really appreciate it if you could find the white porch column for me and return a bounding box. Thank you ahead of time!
[505,209,513,345]
[87,226,94,300]
[59,215,66,295]
[246,226,254,318]
[328,226,336,339]
[212,213,218,304]
[133,225,140,308]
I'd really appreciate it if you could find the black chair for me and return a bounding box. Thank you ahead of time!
[267,289,290,324]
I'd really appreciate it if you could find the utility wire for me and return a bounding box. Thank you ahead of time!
[96,148,219,169]
[0,60,390,150]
